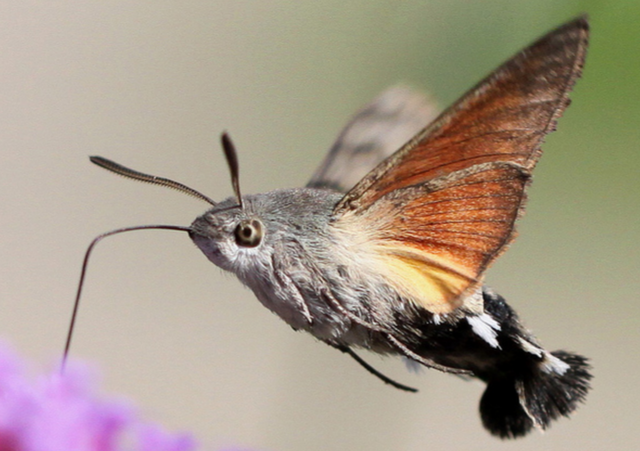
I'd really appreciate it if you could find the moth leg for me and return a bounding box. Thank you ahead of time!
[272,254,313,325]
[329,343,418,393]
[322,289,471,376]
[279,272,313,325]
[383,334,471,376]
[321,288,387,332]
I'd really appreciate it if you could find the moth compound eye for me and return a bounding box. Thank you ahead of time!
[234,219,263,247]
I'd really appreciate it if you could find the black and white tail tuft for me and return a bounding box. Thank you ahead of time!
[480,349,591,439]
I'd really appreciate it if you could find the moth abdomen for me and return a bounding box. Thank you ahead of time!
[401,288,592,438]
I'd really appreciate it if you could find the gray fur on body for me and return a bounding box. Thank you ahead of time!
[191,188,387,348]
[189,187,511,372]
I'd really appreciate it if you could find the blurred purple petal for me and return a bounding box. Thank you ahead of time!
[0,342,197,451]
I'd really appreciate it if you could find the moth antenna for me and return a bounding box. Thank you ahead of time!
[220,132,243,209]
[62,225,191,372]
[90,156,218,207]
[331,344,418,393]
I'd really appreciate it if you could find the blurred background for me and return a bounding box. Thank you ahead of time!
[0,1,638,450]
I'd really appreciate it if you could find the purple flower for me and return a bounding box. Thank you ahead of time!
[0,342,196,451]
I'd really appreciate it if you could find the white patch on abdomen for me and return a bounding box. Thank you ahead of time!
[467,314,502,349]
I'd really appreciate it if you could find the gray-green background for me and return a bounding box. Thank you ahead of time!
[0,1,637,450]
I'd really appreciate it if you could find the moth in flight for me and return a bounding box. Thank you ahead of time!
[69,16,591,439]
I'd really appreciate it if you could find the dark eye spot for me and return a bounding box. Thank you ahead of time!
[234,219,263,247]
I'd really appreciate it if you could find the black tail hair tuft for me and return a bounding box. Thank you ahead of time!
[480,350,592,439]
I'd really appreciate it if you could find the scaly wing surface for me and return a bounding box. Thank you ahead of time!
[308,86,438,193]
[331,17,589,314]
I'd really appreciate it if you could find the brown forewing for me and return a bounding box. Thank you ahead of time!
[331,17,588,312]
[334,16,588,215]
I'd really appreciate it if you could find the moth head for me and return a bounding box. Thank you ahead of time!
[89,132,272,273]
[188,197,268,272]
[66,132,255,366]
